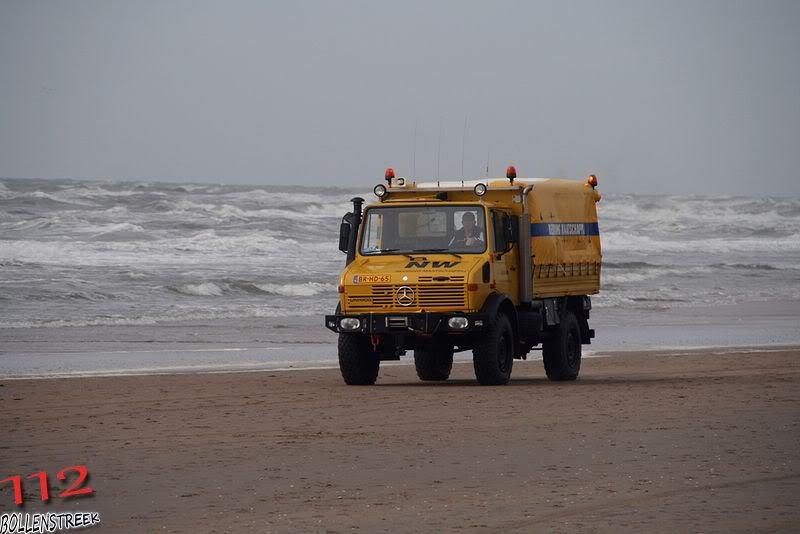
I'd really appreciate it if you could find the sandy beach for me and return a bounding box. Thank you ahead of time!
[2,347,798,533]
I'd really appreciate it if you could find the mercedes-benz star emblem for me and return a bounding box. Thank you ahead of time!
[395,286,415,307]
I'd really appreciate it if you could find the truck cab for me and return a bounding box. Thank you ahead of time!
[326,167,602,385]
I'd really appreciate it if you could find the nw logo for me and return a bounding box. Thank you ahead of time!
[405,261,461,269]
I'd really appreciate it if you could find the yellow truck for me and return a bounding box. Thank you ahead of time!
[325,166,602,385]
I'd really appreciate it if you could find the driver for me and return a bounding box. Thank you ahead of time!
[450,212,483,247]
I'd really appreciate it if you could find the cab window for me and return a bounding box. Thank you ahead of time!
[360,205,486,255]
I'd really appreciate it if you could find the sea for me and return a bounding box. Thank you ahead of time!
[1,178,799,377]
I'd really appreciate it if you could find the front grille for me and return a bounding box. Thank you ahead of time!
[346,283,466,310]
[418,275,466,283]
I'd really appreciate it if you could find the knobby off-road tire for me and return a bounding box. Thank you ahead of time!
[472,314,514,385]
[338,333,380,385]
[414,344,454,381]
[542,311,581,381]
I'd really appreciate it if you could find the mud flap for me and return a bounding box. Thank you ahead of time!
[544,298,560,326]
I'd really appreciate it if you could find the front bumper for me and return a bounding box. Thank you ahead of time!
[324,312,489,335]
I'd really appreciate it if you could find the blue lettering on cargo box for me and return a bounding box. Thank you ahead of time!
[530,222,600,237]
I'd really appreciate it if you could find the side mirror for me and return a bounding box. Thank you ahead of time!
[338,213,353,253]
[503,216,519,244]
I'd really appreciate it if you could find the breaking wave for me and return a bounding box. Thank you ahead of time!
[168,282,226,297]
[165,281,337,298]
[253,282,336,297]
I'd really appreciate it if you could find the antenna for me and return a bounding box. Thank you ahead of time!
[460,114,468,179]
[436,116,443,181]
[411,121,417,180]
[485,147,491,177]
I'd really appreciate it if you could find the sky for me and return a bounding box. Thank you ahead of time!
[1,0,798,196]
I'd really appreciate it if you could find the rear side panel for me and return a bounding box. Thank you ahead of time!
[528,181,601,298]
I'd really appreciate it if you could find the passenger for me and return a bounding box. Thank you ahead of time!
[450,212,484,248]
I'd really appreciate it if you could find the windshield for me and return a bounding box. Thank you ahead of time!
[360,205,487,255]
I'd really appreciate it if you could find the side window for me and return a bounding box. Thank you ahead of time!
[419,212,448,236]
[361,212,382,252]
[492,210,507,253]
[367,213,381,249]
[398,211,447,238]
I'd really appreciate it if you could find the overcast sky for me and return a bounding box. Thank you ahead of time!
[1,1,798,195]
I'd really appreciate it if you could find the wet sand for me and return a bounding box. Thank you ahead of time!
[2,299,798,378]
[2,347,799,533]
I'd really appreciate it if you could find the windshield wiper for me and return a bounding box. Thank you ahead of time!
[410,249,462,258]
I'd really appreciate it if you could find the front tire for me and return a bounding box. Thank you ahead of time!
[414,344,454,381]
[473,314,514,385]
[542,311,581,381]
[338,333,380,385]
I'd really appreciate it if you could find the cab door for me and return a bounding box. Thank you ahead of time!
[490,209,520,304]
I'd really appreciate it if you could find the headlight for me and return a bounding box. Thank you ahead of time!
[374,184,387,198]
[339,317,361,330]
[448,316,469,330]
[473,183,487,196]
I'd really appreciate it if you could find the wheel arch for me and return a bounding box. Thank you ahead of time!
[480,292,519,349]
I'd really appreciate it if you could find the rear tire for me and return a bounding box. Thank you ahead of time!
[542,312,581,381]
[414,344,454,381]
[338,333,380,385]
[473,314,514,385]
